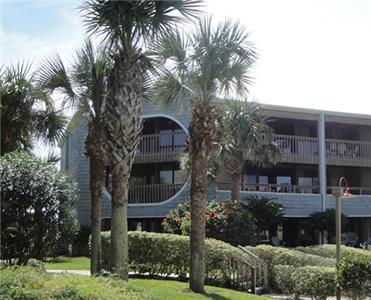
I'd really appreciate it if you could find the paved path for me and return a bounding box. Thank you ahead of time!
[47,269,90,276]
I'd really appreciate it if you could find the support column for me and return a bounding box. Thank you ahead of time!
[318,112,327,212]
[318,112,327,244]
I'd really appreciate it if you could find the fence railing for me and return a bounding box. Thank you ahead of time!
[135,131,186,163]
[273,134,371,166]
[217,182,371,195]
[128,183,184,204]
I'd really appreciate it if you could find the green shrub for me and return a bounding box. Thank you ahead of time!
[295,244,371,260]
[274,265,336,300]
[0,152,79,264]
[162,200,257,246]
[337,255,371,299]
[245,245,335,268]
[0,265,144,299]
[101,231,249,288]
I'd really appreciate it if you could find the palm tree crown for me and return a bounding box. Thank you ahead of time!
[1,62,67,155]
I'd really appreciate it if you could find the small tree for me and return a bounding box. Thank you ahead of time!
[310,208,348,243]
[244,195,285,239]
[0,152,79,265]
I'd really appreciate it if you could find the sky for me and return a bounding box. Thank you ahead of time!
[1,0,371,156]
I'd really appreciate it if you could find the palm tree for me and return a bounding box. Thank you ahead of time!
[80,0,203,280]
[0,62,67,155]
[218,100,280,202]
[38,39,109,275]
[151,18,256,293]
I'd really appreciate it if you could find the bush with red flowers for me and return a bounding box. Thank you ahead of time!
[162,200,257,246]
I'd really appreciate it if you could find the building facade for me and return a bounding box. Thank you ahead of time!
[61,101,371,246]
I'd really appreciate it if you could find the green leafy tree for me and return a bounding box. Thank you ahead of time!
[218,101,280,201]
[244,195,285,240]
[0,152,79,265]
[80,0,203,280]
[152,18,256,292]
[0,62,67,155]
[38,39,109,275]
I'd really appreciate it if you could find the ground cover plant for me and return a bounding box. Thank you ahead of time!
[0,265,268,300]
[0,265,144,300]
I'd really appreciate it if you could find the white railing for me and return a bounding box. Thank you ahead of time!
[135,131,186,163]
[273,134,371,166]
[128,183,184,204]
[217,182,371,195]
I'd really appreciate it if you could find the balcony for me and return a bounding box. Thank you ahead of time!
[217,182,371,195]
[128,183,184,204]
[273,134,371,167]
[134,131,186,164]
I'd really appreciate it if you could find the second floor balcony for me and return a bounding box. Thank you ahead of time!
[134,131,187,164]
[274,134,371,167]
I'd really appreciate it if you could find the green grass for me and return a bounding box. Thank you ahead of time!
[129,279,268,300]
[44,256,90,270]
[1,266,267,300]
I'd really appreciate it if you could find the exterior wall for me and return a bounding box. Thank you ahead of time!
[61,102,371,226]
[216,190,371,218]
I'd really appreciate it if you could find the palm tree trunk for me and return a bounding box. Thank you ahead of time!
[110,162,130,280]
[189,103,217,293]
[231,172,241,202]
[105,54,143,280]
[86,121,107,275]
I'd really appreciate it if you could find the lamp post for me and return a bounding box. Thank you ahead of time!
[334,176,352,300]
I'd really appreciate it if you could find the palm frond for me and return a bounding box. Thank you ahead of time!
[38,55,76,107]
[80,0,203,52]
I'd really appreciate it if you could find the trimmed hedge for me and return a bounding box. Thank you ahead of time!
[101,231,245,287]
[337,255,371,299]
[245,245,335,268]
[295,244,371,259]
[274,265,336,300]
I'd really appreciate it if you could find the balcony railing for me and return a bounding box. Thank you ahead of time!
[134,131,186,164]
[217,182,371,195]
[128,183,184,204]
[273,134,371,167]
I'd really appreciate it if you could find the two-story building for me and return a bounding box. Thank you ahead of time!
[61,101,371,246]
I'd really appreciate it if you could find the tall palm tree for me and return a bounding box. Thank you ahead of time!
[151,18,256,293]
[80,0,203,280]
[38,39,109,275]
[218,100,280,202]
[0,62,67,155]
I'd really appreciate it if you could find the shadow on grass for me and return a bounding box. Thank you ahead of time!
[178,289,236,300]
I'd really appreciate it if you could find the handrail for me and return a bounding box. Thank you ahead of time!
[238,246,269,291]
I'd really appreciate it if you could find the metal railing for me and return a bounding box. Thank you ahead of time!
[217,182,371,195]
[273,134,371,166]
[128,183,184,204]
[135,131,186,163]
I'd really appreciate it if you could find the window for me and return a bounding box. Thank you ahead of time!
[160,170,173,184]
[276,176,291,192]
[259,176,269,192]
[243,175,256,191]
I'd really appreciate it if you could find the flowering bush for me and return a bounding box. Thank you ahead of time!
[162,200,257,246]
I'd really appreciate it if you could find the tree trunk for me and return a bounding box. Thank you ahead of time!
[189,103,217,293]
[86,121,107,275]
[104,54,143,280]
[231,172,241,202]
[110,162,130,279]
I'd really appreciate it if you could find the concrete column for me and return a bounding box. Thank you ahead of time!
[318,112,327,212]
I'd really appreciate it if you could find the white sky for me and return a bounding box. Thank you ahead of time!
[2,0,371,156]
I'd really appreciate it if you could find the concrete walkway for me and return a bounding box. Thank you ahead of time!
[47,269,90,276]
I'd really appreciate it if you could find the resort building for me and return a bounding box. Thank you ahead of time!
[61,101,371,246]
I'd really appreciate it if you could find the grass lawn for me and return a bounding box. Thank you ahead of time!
[129,279,268,300]
[43,257,266,299]
[44,256,90,270]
